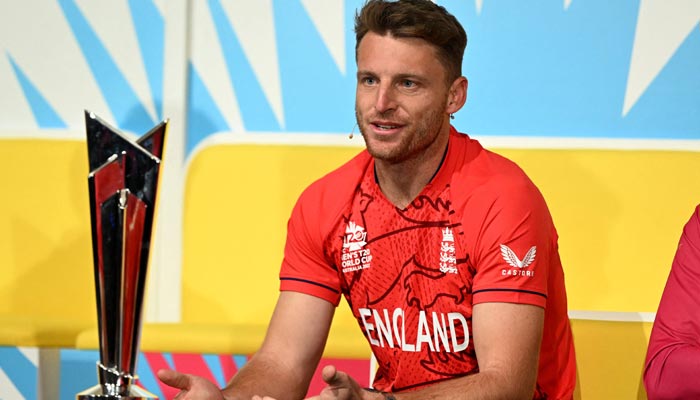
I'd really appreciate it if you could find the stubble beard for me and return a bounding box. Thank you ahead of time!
[356,104,448,165]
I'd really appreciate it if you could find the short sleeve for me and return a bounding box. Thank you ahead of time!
[279,186,343,306]
[468,179,555,308]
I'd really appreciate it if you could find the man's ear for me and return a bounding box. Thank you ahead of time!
[446,76,468,115]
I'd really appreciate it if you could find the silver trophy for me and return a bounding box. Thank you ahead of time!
[78,111,167,399]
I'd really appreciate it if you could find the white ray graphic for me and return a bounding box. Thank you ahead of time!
[0,368,23,400]
[623,0,700,116]
[475,0,483,15]
[18,347,39,366]
[0,49,35,132]
[302,0,346,75]
[191,0,243,133]
[564,0,572,10]
[153,0,165,18]
[0,0,112,131]
[75,0,158,121]
[222,0,285,129]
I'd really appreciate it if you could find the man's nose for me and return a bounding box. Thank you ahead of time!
[374,84,397,113]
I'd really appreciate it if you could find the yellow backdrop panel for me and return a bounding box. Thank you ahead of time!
[1,140,697,327]
[183,144,700,325]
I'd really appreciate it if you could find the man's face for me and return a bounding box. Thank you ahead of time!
[355,32,452,164]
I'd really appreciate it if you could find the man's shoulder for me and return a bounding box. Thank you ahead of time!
[450,132,535,192]
[449,132,546,212]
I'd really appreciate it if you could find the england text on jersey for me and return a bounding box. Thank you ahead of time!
[358,307,469,353]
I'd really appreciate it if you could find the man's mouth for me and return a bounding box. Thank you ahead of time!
[375,123,399,130]
[370,120,404,131]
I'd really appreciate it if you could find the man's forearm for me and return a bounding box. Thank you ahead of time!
[221,353,310,400]
[391,369,535,400]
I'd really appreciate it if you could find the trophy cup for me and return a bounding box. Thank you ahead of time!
[78,111,167,399]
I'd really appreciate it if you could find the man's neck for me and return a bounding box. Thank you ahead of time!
[374,132,450,209]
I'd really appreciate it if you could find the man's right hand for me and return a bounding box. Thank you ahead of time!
[157,369,227,400]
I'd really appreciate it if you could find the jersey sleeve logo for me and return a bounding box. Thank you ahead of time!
[500,244,536,268]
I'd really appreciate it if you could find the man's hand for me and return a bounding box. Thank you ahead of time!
[157,369,226,400]
[305,365,384,400]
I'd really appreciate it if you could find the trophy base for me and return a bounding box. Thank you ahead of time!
[76,384,157,399]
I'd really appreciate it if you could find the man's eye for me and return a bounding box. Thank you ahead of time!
[362,77,376,85]
[402,80,415,88]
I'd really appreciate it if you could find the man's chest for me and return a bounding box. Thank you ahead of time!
[326,183,476,313]
[324,182,478,361]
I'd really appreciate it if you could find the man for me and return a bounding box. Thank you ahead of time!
[644,204,700,399]
[158,1,576,398]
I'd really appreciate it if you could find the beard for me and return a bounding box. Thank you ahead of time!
[356,103,448,165]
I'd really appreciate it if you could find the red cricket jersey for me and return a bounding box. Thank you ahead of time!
[280,128,576,399]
